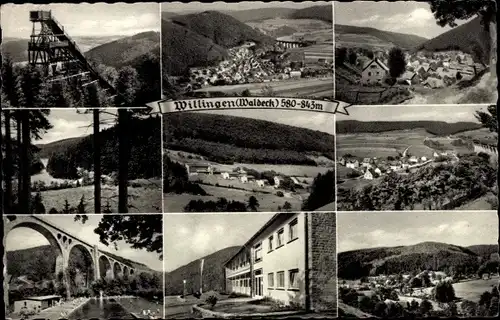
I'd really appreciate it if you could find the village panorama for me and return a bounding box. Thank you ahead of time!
[337,211,499,318]
[161,1,334,100]
[336,104,498,211]
[163,108,335,213]
[334,1,497,105]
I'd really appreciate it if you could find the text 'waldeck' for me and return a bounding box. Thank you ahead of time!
[157,97,351,115]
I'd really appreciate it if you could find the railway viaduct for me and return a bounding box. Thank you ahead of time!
[3,215,149,309]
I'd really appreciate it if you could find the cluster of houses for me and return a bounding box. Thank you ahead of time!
[343,270,454,292]
[184,41,332,89]
[342,50,484,89]
[184,163,303,189]
[339,151,452,180]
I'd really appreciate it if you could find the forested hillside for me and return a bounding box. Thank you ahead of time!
[46,116,161,179]
[336,120,482,136]
[164,113,335,164]
[165,246,241,295]
[338,241,497,280]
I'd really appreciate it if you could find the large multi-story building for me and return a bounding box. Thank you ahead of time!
[223,212,337,312]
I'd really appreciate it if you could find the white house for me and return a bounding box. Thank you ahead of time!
[433,152,439,158]
[409,156,419,163]
[364,168,374,180]
[421,156,427,162]
[224,212,336,310]
[221,172,230,180]
[291,177,300,185]
[361,58,389,85]
[256,179,266,187]
[346,160,360,169]
[241,175,249,183]
[374,168,382,176]
[274,176,282,188]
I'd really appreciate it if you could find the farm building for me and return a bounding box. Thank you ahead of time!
[361,58,389,85]
[185,163,214,175]
[399,71,419,85]
[13,295,61,314]
[361,158,372,168]
[221,172,230,179]
[256,179,267,187]
[422,77,445,88]
[409,156,419,163]
[274,176,282,187]
[224,212,336,311]
[241,175,249,183]
[290,71,302,78]
[364,168,379,180]
[346,160,360,169]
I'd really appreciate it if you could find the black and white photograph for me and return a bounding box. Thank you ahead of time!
[337,211,499,318]
[336,104,498,211]
[3,214,163,320]
[334,0,497,105]
[164,212,337,319]
[162,1,334,99]
[1,109,162,214]
[163,109,335,213]
[1,3,161,109]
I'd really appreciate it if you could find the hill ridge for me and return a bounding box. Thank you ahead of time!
[338,241,497,280]
[335,24,428,50]
[336,120,482,136]
[165,246,241,295]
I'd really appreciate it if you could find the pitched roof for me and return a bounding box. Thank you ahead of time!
[362,58,389,72]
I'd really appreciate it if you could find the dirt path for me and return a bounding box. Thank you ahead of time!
[403,73,497,105]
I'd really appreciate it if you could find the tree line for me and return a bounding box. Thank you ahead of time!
[1,52,159,213]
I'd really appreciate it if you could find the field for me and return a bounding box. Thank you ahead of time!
[453,277,500,302]
[195,77,334,98]
[336,130,438,159]
[164,184,304,213]
[38,180,162,213]
[335,33,393,49]
[247,18,332,42]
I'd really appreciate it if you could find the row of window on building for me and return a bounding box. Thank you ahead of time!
[268,269,300,290]
[255,218,298,263]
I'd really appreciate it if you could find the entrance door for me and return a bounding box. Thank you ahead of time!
[254,276,263,297]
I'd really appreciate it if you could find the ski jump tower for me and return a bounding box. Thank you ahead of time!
[28,10,118,99]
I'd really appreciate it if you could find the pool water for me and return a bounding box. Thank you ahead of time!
[68,298,135,320]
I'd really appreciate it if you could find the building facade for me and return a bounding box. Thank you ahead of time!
[224,212,336,312]
[361,58,389,85]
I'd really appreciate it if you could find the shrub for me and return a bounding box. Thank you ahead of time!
[276,191,284,197]
[205,295,218,309]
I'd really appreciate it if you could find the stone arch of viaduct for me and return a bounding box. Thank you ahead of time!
[3,215,141,307]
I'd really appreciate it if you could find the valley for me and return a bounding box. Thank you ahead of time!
[161,4,334,100]
[163,111,335,213]
[334,8,496,105]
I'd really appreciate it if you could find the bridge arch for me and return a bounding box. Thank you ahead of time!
[67,243,95,288]
[123,266,130,278]
[113,262,123,279]
[99,255,113,280]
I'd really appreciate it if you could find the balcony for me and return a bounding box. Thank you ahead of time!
[226,263,250,278]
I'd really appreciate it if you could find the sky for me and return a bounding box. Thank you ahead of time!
[334,1,468,39]
[33,109,117,145]
[337,105,487,123]
[338,211,498,253]
[164,213,275,271]
[5,215,163,271]
[162,1,330,13]
[1,3,160,38]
